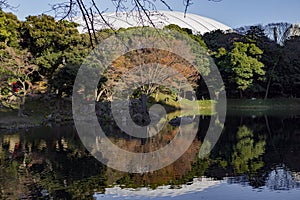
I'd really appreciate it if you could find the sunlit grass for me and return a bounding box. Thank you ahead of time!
[148,92,215,116]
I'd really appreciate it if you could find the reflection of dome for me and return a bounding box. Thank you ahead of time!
[76,11,231,34]
[94,177,222,199]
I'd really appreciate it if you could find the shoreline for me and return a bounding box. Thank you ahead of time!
[1,98,299,130]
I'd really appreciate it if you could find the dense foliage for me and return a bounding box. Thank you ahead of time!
[1,9,300,114]
[204,27,300,98]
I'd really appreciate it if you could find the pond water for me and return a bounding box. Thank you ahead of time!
[1,112,300,199]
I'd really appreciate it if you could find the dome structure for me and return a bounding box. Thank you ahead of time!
[76,11,231,35]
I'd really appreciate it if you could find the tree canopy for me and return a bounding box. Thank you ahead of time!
[0,9,300,116]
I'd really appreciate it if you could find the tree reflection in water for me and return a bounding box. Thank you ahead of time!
[0,115,300,199]
[266,165,300,190]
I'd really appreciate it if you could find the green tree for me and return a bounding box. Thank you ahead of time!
[21,14,87,79]
[0,10,20,48]
[245,25,266,42]
[51,64,80,97]
[20,14,90,97]
[164,24,208,49]
[203,30,243,52]
[215,42,265,97]
[244,25,284,99]
[279,36,300,97]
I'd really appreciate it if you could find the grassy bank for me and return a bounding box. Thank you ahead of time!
[148,92,215,115]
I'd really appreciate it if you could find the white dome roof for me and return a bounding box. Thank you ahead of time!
[76,11,231,35]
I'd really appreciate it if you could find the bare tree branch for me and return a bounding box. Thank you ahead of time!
[133,0,156,29]
[159,0,173,11]
[91,0,116,31]
[183,0,192,17]
[49,0,222,47]
[48,1,78,20]
[112,0,127,13]
[76,0,95,47]
[0,0,12,9]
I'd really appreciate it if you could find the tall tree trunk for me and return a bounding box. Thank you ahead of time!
[265,59,280,100]
[18,95,25,117]
[264,63,277,100]
[264,77,272,100]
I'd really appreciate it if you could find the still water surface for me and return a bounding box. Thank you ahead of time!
[1,113,300,199]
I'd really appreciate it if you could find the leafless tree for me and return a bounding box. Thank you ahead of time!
[0,0,10,8]
[264,22,291,45]
[51,0,173,47]
[0,0,18,11]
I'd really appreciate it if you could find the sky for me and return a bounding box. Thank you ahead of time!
[4,0,300,28]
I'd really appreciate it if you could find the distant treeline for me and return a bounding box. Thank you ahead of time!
[1,9,300,104]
